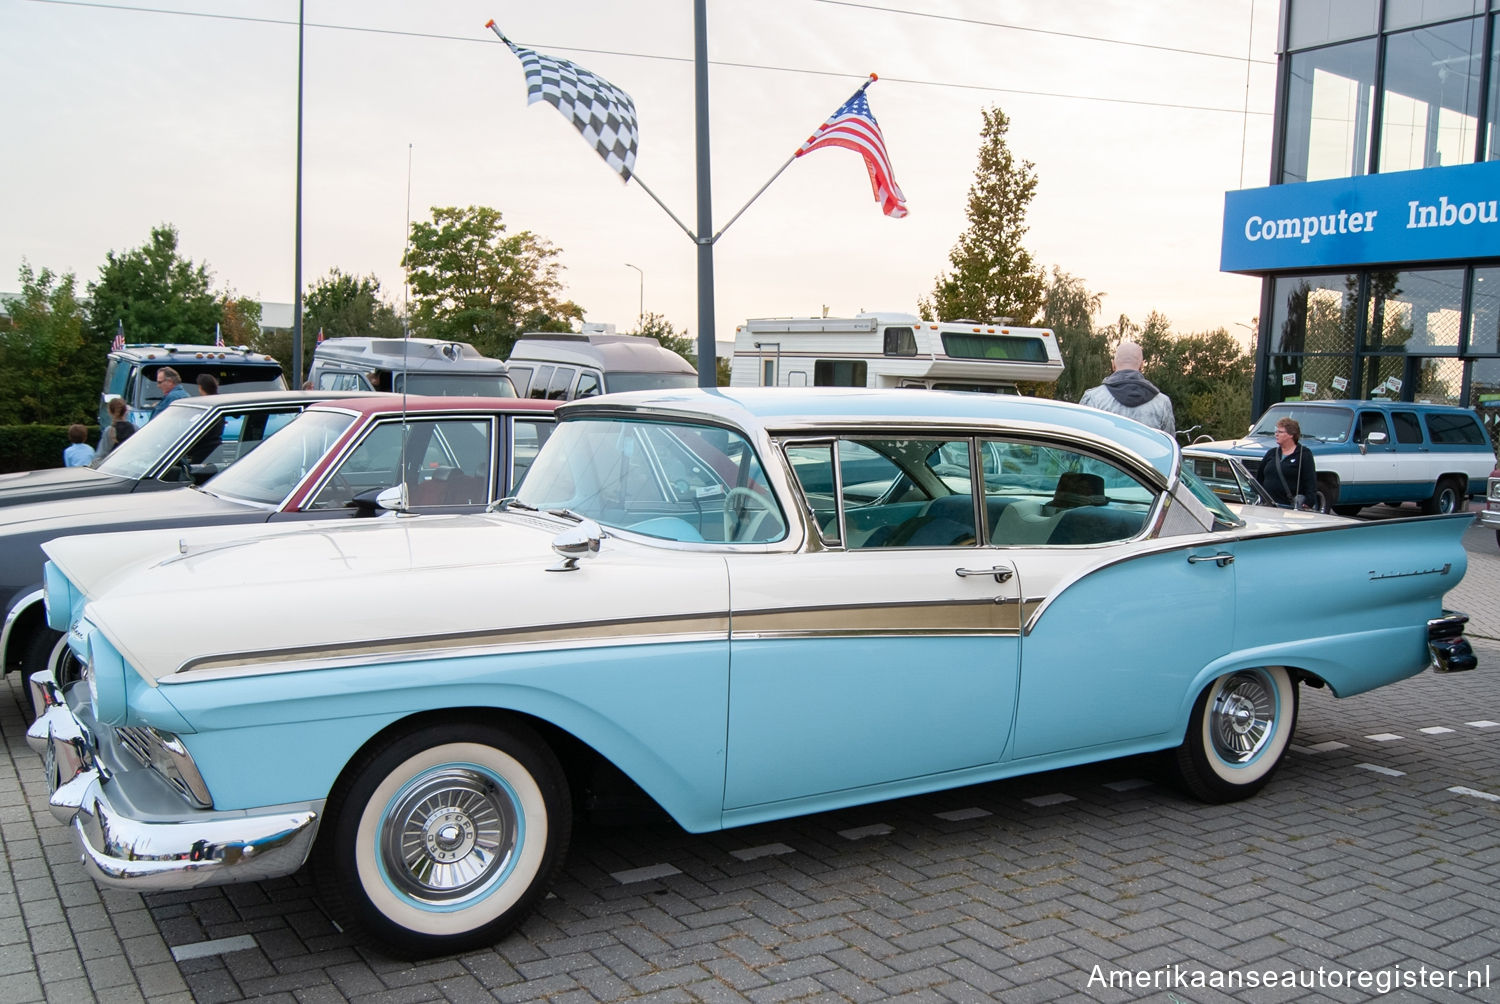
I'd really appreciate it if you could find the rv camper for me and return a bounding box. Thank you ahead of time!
[731,313,1063,394]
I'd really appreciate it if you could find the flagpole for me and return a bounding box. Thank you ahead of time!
[713,75,878,243]
[692,0,715,388]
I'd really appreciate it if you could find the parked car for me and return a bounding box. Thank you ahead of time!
[0,395,557,701]
[29,389,1473,958]
[308,337,518,398]
[1192,400,1495,515]
[505,331,697,399]
[1181,447,1276,508]
[1481,466,1500,547]
[0,390,371,509]
[101,343,286,428]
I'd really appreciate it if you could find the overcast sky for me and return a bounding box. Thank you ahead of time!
[2,0,1279,350]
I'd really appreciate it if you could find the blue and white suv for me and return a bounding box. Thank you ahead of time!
[1194,401,1496,516]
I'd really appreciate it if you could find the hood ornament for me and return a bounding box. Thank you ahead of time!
[549,519,604,571]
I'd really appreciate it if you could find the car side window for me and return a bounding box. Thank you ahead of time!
[980,439,1151,546]
[575,371,602,398]
[1425,411,1487,445]
[511,419,556,490]
[1356,411,1390,443]
[1390,411,1423,444]
[527,365,555,400]
[786,438,977,549]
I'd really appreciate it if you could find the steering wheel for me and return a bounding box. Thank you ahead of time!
[723,486,779,541]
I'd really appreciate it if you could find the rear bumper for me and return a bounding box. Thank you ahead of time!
[1428,610,1477,673]
[26,669,321,892]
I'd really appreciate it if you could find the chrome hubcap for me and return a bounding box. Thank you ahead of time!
[1209,673,1275,763]
[380,767,518,902]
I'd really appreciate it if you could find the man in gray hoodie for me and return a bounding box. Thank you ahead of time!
[1078,340,1176,437]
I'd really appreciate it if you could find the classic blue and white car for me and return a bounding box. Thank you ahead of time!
[29,389,1475,958]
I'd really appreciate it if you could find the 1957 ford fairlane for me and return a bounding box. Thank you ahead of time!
[28,388,1475,957]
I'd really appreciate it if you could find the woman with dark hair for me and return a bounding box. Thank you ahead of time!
[1258,416,1318,508]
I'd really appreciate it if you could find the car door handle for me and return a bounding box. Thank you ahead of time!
[956,566,1014,582]
[1187,552,1235,567]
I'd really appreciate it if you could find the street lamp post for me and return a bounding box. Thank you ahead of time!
[624,263,643,328]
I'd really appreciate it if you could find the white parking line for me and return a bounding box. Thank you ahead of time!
[1448,786,1500,802]
[611,863,681,884]
[170,935,259,961]
[730,843,796,861]
[838,823,893,840]
[1467,720,1499,728]
[1419,726,1456,735]
[1355,763,1406,777]
[1024,793,1077,807]
[1365,733,1403,742]
[934,807,991,821]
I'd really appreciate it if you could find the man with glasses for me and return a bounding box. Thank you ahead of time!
[149,367,189,421]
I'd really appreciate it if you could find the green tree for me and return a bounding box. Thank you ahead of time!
[921,106,1046,325]
[1099,312,1254,440]
[403,206,582,359]
[86,224,221,345]
[304,269,404,342]
[636,312,728,385]
[1039,268,1108,402]
[0,262,96,424]
[218,294,263,348]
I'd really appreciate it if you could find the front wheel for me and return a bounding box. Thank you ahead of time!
[1172,667,1297,803]
[316,720,571,958]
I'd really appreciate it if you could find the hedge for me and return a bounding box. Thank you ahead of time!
[0,425,101,474]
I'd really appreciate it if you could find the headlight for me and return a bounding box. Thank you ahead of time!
[42,562,81,633]
[86,633,130,726]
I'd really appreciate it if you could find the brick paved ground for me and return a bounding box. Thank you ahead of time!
[0,528,1495,1003]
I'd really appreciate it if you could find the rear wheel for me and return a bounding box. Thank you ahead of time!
[1316,477,1339,514]
[316,719,571,958]
[1422,476,1463,515]
[1173,667,1297,803]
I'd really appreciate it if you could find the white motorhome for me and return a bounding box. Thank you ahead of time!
[731,313,1063,393]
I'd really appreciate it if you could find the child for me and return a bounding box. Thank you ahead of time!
[62,424,93,467]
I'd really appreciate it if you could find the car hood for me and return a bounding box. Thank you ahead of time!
[1193,436,1274,460]
[0,485,255,536]
[45,513,731,684]
[0,466,130,507]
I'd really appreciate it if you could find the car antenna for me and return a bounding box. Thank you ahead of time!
[395,142,414,511]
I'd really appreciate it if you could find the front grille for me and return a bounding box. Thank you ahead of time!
[114,726,212,807]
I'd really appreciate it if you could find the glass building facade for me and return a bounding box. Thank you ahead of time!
[1245,0,1500,449]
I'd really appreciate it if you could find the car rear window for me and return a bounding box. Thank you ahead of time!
[1424,411,1487,445]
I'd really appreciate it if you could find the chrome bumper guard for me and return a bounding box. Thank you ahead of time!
[25,669,321,892]
[1427,610,1477,673]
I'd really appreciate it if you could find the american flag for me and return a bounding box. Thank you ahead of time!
[214,322,224,347]
[796,80,908,219]
[317,327,325,344]
[486,21,639,182]
[111,320,125,352]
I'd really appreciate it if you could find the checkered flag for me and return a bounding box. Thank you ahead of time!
[486,21,638,182]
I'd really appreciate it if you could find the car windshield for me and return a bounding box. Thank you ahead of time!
[515,417,785,543]
[396,373,517,397]
[93,402,204,479]
[202,410,355,506]
[1250,405,1353,443]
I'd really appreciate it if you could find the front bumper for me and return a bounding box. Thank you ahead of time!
[1428,610,1477,673]
[26,669,321,892]
[1479,506,1500,531]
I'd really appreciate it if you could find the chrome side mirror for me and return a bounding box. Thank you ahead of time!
[375,484,409,513]
[550,519,604,571]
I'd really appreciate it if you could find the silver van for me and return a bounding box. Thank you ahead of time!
[308,337,516,397]
[505,332,697,400]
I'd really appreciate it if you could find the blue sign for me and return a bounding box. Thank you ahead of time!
[1221,160,1500,273]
